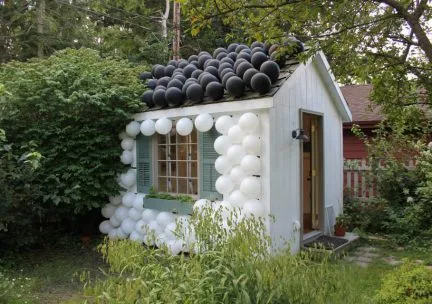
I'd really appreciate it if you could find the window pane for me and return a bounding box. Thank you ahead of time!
[190,144,197,160]
[158,134,166,145]
[158,177,167,192]
[190,161,198,177]
[158,146,167,160]
[178,134,189,144]
[178,161,187,177]
[158,161,167,176]
[178,179,187,194]
[178,144,187,160]
[167,178,177,193]
[191,130,197,143]
[169,145,176,160]
[169,161,177,176]
[190,179,198,195]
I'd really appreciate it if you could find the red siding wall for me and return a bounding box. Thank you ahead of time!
[343,128,375,160]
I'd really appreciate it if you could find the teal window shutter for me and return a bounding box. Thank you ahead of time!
[136,133,152,193]
[199,127,222,200]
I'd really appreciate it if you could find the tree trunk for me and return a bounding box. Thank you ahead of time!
[37,0,45,58]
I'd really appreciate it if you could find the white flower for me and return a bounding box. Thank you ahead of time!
[406,196,414,203]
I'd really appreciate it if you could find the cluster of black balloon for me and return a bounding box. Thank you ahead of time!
[140,38,304,108]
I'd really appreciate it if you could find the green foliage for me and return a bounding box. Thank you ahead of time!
[344,196,389,233]
[374,260,432,304]
[0,48,145,249]
[147,186,195,204]
[80,207,363,303]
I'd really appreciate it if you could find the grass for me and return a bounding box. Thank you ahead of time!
[0,236,106,304]
[0,234,429,304]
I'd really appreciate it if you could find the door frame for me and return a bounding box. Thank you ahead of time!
[299,109,325,243]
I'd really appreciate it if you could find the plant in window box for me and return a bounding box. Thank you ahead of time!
[144,187,195,215]
[334,214,350,237]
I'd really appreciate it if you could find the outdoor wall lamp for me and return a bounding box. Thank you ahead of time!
[292,128,310,142]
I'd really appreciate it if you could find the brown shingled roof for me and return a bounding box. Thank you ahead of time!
[340,85,382,124]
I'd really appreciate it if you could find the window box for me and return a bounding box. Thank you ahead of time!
[143,196,193,215]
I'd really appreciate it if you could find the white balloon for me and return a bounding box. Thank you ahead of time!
[109,195,122,205]
[194,114,213,132]
[133,193,145,211]
[215,155,233,175]
[227,125,245,144]
[99,220,113,234]
[176,118,194,136]
[122,192,136,207]
[243,199,265,217]
[120,170,136,188]
[120,218,136,234]
[215,175,234,195]
[157,211,175,228]
[118,132,128,140]
[116,228,128,239]
[129,231,143,242]
[226,145,246,165]
[238,112,260,134]
[126,121,141,137]
[143,234,155,246]
[240,155,261,175]
[109,216,121,227]
[240,177,261,199]
[135,219,147,234]
[215,115,235,135]
[219,200,233,219]
[120,150,134,165]
[101,204,117,218]
[121,138,134,151]
[155,118,172,135]
[142,209,159,222]
[108,229,118,239]
[140,119,156,136]
[243,135,261,156]
[155,233,168,248]
[229,190,247,207]
[148,220,163,236]
[214,135,232,155]
[128,208,142,221]
[229,166,246,186]
[165,222,177,234]
[114,206,130,222]
[193,199,212,213]
[167,240,183,255]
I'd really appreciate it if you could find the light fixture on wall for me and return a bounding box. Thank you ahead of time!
[291,128,310,142]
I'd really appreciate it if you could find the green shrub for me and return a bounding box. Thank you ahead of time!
[0,48,145,250]
[374,260,432,304]
[79,208,364,303]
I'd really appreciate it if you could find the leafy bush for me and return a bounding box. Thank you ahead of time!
[0,48,145,250]
[374,260,432,304]
[79,208,363,303]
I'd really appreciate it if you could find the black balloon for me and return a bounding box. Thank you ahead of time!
[197,71,209,83]
[164,65,176,77]
[233,58,247,71]
[165,87,183,107]
[174,68,184,74]
[139,71,152,81]
[251,52,268,69]
[237,52,251,62]
[227,52,238,61]
[236,61,254,78]
[205,66,219,79]
[219,68,234,80]
[183,64,197,78]
[174,74,187,84]
[270,52,285,68]
[242,68,259,88]
[206,81,224,100]
[222,72,236,88]
[260,61,280,83]
[147,79,157,90]
[218,62,233,74]
[269,44,279,55]
[235,44,249,53]
[167,79,183,90]
[153,89,167,107]
[186,83,204,103]
[198,51,212,57]
[155,85,167,91]
[141,90,154,107]
[216,52,228,60]
[251,72,271,94]
[226,76,245,98]
[251,47,265,55]
[200,73,218,89]
[251,41,264,49]
[188,55,199,63]
[157,76,171,87]
[213,47,227,58]
[198,54,212,69]
[227,43,239,53]
[168,60,178,67]
[190,60,199,67]
[154,65,165,79]
[191,69,203,79]
[178,59,188,69]
[182,81,195,95]
[220,57,235,65]
[204,59,219,69]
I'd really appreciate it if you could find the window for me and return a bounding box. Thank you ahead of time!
[156,127,198,195]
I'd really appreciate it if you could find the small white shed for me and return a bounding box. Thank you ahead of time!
[102,48,352,253]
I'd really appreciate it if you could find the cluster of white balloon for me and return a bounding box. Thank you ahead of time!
[212,113,265,218]
[99,111,264,255]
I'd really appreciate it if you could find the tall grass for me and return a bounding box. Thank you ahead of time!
[80,207,364,303]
